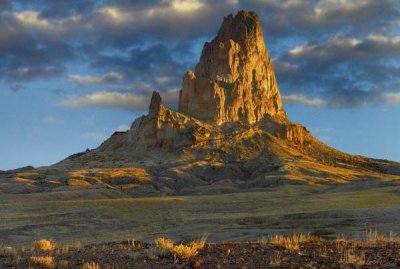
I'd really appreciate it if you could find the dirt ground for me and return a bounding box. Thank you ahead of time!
[2,236,400,269]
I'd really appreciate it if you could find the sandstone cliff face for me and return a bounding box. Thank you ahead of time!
[178,11,285,125]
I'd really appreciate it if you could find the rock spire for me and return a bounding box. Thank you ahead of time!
[178,10,285,125]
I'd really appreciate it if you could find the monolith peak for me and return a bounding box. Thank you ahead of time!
[178,10,285,125]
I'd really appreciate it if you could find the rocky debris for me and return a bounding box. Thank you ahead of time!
[178,10,286,125]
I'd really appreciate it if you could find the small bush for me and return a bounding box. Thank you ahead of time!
[82,262,101,269]
[154,236,206,260]
[190,235,208,251]
[32,239,56,252]
[269,250,282,266]
[172,244,198,260]
[268,234,319,251]
[0,246,16,257]
[155,238,174,250]
[339,243,365,266]
[58,259,69,268]
[30,256,54,268]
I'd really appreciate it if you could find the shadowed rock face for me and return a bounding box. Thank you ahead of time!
[178,11,285,125]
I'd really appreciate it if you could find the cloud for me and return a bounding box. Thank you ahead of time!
[283,94,326,107]
[386,93,400,104]
[170,0,205,12]
[59,89,180,111]
[0,0,398,111]
[276,34,400,107]
[69,72,124,86]
[59,91,149,110]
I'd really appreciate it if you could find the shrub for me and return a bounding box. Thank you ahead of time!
[267,233,320,252]
[155,238,174,250]
[82,262,101,269]
[32,239,56,251]
[339,243,365,266]
[190,235,208,251]
[0,246,16,257]
[154,236,207,260]
[172,244,198,260]
[30,256,54,268]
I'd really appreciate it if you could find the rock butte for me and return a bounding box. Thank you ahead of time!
[16,10,400,194]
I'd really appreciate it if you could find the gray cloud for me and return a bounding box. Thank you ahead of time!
[0,0,398,110]
[275,35,400,107]
[69,72,124,86]
[58,89,179,111]
[283,94,326,107]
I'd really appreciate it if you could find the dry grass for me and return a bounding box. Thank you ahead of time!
[154,236,207,260]
[0,246,16,257]
[58,259,69,268]
[363,229,396,245]
[269,250,283,266]
[155,238,174,250]
[339,243,365,266]
[82,262,101,269]
[264,234,320,251]
[32,239,56,252]
[190,235,208,251]
[30,256,54,268]
[171,244,199,260]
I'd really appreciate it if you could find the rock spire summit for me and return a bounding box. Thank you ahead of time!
[178,10,285,125]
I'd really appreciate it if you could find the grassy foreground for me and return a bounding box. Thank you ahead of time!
[2,182,400,245]
[1,231,400,268]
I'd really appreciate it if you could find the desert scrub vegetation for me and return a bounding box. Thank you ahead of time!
[82,261,101,269]
[154,236,207,260]
[30,256,54,268]
[338,242,366,266]
[260,233,321,251]
[0,246,16,258]
[3,232,400,268]
[32,239,56,252]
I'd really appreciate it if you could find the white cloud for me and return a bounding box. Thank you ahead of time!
[170,0,205,12]
[69,72,124,86]
[15,11,53,29]
[59,91,148,110]
[97,6,135,24]
[283,94,326,107]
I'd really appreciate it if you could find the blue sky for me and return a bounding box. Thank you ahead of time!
[0,0,399,170]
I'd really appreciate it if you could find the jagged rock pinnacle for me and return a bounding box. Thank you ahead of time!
[178,10,285,125]
[149,91,163,118]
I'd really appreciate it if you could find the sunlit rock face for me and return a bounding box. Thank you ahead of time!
[178,10,286,125]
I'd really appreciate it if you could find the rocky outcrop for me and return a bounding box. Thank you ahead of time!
[127,91,221,149]
[178,11,286,125]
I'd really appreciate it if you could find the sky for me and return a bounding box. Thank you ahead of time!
[0,0,399,170]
